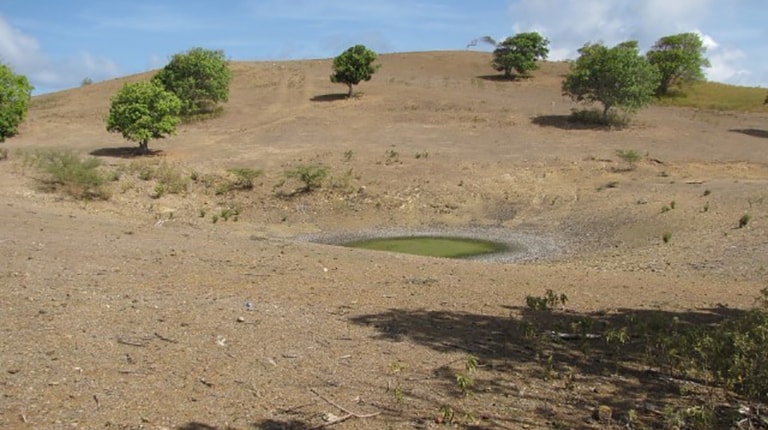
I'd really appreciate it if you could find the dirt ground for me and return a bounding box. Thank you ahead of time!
[1,51,767,429]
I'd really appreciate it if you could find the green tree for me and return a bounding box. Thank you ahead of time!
[106,81,181,155]
[562,41,660,121]
[330,45,380,97]
[491,32,549,79]
[647,32,710,95]
[152,47,231,116]
[0,63,34,142]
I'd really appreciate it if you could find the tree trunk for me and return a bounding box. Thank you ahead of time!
[347,83,354,98]
[602,104,611,122]
[138,140,149,155]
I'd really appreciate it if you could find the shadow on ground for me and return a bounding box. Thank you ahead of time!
[475,74,519,82]
[730,128,768,139]
[310,93,349,102]
[349,304,749,427]
[531,114,613,130]
[90,147,164,158]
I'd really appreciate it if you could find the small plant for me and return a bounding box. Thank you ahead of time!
[437,405,455,425]
[224,167,262,192]
[702,189,711,197]
[454,355,478,396]
[0,148,8,160]
[198,208,206,218]
[616,149,642,170]
[384,148,400,165]
[343,150,353,162]
[285,164,329,192]
[211,214,219,224]
[739,214,751,228]
[219,206,241,221]
[526,289,568,311]
[661,205,671,213]
[702,201,710,212]
[669,200,676,209]
[662,232,672,243]
[597,181,619,191]
[415,151,429,159]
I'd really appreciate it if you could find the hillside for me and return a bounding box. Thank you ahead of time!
[2,50,768,429]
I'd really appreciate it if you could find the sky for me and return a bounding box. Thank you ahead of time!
[1,0,766,94]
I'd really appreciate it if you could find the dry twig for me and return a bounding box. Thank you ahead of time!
[309,388,380,428]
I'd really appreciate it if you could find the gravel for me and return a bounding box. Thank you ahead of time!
[296,226,564,263]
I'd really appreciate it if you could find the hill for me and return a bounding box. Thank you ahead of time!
[1,50,768,429]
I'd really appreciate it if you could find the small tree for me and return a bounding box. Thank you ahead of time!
[106,81,181,155]
[562,41,660,122]
[0,63,34,142]
[152,47,231,117]
[647,32,710,96]
[330,45,380,98]
[491,32,549,79]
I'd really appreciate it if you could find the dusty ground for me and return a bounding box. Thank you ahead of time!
[1,51,767,429]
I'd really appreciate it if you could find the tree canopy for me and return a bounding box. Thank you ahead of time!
[330,45,380,97]
[562,41,660,121]
[647,32,710,95]
[106,81,182,154]
[152,47,231,117]
[0,63,33,142]
[491,32,549,79]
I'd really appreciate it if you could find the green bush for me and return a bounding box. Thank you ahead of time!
[30,150,110,200]
[285,164,329,192]
[570,108,629,127]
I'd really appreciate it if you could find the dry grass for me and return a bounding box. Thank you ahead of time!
[657,80,768,111]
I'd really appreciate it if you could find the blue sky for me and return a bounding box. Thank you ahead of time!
[2,0,766,94]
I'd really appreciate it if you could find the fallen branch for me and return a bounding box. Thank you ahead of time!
[309,388,379,429]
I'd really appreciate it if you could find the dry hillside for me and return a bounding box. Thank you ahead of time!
[1,50,767,429]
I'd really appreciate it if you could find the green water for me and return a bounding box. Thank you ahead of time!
[343,236,514,259]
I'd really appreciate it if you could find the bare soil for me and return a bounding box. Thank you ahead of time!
[1,51,767,429]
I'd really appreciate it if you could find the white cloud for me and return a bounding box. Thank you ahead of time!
[505,0,767,86]
[0,14,120,93]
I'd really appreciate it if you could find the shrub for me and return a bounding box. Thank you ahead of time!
[30,150,110,200]
[616,149,642,170]
[569,108,629,127]
[0,63,34,142]
[285,164,329,192]
[739,214,751,228]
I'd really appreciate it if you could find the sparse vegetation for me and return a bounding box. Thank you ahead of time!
[616,149,642,170]
[285,164,329,193]
[27,150,110,200]
[662,232,672,243]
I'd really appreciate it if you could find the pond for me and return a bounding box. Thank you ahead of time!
[342,235,519,259]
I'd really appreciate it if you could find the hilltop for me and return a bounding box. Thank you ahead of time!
[1,51,768,429]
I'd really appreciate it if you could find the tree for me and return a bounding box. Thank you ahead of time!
[106,81,181,155]
[562,41,660,121]
[647,32,710,95]
[491,32,549,79]
[330,45,380,97]
[0,63,33,142]
[152,47,231,116]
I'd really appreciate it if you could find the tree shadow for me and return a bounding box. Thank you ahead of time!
[730,128,768,139]
[310,93,349,102]
[90,147,164,158]
[349,304,749,426]
[251,420,310,430]
[475,74,518,82]
[531,114,614,130]
[177,423,237,430]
